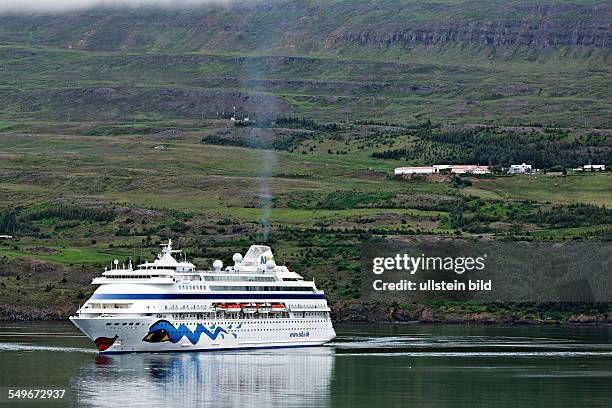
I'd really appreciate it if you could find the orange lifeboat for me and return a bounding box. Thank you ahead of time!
[225,303,241,313]
[270,303,286,312]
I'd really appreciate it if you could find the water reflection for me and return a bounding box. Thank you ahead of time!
[1,323,611,408]
[75,348,335,408]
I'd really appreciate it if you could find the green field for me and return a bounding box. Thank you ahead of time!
[465,173,612,206]
[1,126,609,260]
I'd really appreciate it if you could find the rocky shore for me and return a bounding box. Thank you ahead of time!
[330,301,612,325]
[1,301,609,325]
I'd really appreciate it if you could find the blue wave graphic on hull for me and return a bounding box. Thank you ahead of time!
[143,320,238,344]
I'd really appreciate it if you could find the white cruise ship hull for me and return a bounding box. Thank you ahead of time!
[70,241,336,353]
[71,315,336,353]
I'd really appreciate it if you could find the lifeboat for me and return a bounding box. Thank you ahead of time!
[242,303,257,313]
[225,303,241,313]
[256,303,271,313]
[270,303,286,312]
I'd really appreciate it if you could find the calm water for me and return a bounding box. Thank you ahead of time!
[0,322,610,407]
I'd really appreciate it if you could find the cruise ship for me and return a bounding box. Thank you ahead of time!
[70,240,336,353]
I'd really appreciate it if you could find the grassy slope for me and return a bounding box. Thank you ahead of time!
[0,125,610,317]
[465,174,612,206]
[0,0,610,126]
[0,45,609,127]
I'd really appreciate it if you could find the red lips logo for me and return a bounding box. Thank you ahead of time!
[94,335,118,352]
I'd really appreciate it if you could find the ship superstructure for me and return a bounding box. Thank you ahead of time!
[70,240,335,353]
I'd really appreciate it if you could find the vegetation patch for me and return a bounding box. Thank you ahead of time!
[372,127,612,169]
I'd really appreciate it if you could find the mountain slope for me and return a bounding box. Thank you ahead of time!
[1,1,610,55]
[0,0,610,127]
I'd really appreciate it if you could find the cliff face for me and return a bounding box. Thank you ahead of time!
[0,1,609,53]
[328,3,610,49]
[331,18,610,49]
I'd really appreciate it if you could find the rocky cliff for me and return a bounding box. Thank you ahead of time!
[0,1,609,53]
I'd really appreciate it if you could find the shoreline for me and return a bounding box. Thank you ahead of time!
[1,305,609,326]
[1,318,609,326]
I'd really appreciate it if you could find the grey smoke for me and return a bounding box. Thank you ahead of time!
[246,98,279,244]
[257,146,276,243]
[0,0,243,13]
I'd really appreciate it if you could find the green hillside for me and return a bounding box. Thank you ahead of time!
[0,122,610,320]
[0,0,610,127]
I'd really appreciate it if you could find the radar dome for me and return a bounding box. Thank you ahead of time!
[213,260,223,271]
[266,259,276,270]
[232,253,243,263]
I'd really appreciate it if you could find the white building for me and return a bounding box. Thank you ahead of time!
[434,164,490,174]
[451,165,490,174]
[394,166,434,175]
[507,163,533,174]
[432,164,453,173]
[574,164,606,172]
[395,164,490,176]
[585,164,606,171]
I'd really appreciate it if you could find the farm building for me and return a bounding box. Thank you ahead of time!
[507,163,533,174]
[574,164,606,172]
[439,164,490,174]
[395,164,490,176]
[394,167,434,175]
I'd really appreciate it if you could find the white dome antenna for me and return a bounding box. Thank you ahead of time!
[213,260,223,272]
[233,253,243,265]
[266,259,276,272]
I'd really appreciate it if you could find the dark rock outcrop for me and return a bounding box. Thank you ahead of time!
[6,87,292,121]
[0,2,609,52]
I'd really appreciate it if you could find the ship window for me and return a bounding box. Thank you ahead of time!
[208,285,314,292]
[203,275,276,282]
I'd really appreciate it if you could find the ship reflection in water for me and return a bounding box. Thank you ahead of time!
[76,347,334,407]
